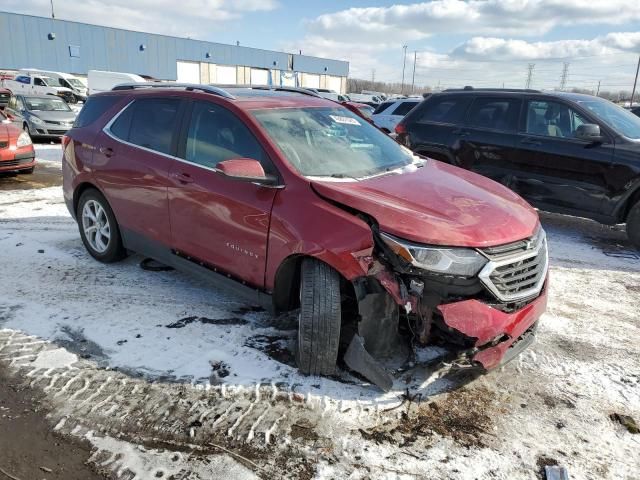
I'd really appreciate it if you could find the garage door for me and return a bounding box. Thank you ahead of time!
[302,74,320,89]
[280,71,296,87]
[250,68,270,86]
[177,61,201,83]
[216,65,237,84]
[327,76,342,93]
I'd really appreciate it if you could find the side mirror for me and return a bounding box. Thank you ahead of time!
[217,158,279,185]
[576,123,603,143]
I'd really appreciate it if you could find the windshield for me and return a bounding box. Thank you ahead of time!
[25,97,71,112]
[252,106,416,178]
[576,97,640,140]
[66,78,85,89]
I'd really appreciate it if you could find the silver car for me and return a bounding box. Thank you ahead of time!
[5,94,77,139]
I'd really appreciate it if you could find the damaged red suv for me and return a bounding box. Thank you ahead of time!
[63,84,548,389]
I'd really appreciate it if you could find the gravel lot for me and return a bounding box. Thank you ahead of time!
[0,144,638,479]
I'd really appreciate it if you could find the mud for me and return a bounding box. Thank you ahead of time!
[166,316,248,329]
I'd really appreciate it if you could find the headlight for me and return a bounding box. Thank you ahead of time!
[380,232,488,276]
[16,131,32,148]
[30,115,45,125]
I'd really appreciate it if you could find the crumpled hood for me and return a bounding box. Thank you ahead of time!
[310,160,539,248]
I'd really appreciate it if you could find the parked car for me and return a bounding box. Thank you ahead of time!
[63,83,548,389]
[0,109,35,174]
[4,94,77,139]
[0,88,10,109]
[629,106,640,118]
[347,93,383,107]
[1,74,76,103]
[87,70,146,95]
[341,101,375,123]
[395,87,640,248]
[20,69,88,102]
[371,98,421,132]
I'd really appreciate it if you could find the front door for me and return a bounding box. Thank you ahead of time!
[512,99,614,214]
[168,100,279,288]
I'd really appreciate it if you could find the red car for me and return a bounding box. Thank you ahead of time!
[0,109,35,174]
[62,84,548,389]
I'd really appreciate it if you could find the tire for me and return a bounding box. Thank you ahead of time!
[627,201,640,249]
[76,189,126,263]
[296,258,342,376]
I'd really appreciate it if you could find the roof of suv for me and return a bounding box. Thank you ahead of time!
[435,88,602,102]
[102,83,338,110]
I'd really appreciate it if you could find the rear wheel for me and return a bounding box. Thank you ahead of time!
[296,258,342,376]
[626,201,640,249]
[77,189,126,263]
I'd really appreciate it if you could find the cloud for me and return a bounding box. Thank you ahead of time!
[2,0,279,38]
[451,32,640,60]
[307,0,640,43]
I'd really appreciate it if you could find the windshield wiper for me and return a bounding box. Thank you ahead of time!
[330,173,360,181]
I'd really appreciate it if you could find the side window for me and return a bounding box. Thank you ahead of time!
[8,96,16,110]
[391,101,419,117]
[466,97,520,132]
[16,76,30,84]
[415,96,471,124]
[109,98,181,155]
[15,97,25,110]
[34,78,46,86]
[525,100,590,139]
[183,101,269,171]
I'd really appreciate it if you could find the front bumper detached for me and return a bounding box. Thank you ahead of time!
[438,284,548,370]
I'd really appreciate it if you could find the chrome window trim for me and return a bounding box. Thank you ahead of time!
[477,230,549,303]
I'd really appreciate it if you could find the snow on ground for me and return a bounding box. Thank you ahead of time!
[0,144,638,479]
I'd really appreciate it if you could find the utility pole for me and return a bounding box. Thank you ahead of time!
[525,63,535,89]
[50,0,55,18]
[631,55,640,107]
[559,62,570,91]
[411,51,417,94]
[371,69,375,83]
[401,44,408,95]
[596,80,601,97]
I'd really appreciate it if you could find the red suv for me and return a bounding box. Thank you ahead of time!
[63,84,548,389]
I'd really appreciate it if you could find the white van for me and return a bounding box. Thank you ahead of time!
[87,70,146,95]
[20,69,88,100]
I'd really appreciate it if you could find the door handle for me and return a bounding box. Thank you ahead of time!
[99,146,114,157]
[521,138,541,146]
[452,129,469,137]
[171,172,195,184]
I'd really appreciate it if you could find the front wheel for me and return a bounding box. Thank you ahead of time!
[296,258,342,376]
[626,201,640,250]
[77,189,126,263]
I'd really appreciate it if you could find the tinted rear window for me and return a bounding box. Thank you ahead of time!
[414,96,471,124]
[109,98,181,155]
[391,101,419,116]
[466,97,521,132]
[373,101,395,114]
[74,96,121,128]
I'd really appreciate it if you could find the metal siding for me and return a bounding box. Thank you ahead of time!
[0,12,348,79]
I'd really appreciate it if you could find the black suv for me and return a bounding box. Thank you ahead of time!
[396,88,640,247]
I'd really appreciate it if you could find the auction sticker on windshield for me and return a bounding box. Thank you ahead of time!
[330,115,360,125]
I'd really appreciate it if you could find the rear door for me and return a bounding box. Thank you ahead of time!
[453,96,522,180]
[512,98,614,214]
[168,100,279,288]
[95,96,186,247]
[386,100,419,130]
[404,94,473,160]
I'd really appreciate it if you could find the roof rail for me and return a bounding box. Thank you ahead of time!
[442,86,542,93]
[111,82,236,99]
[213,84,323,98]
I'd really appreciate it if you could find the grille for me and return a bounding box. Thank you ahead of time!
[478,229,548,302]
[47,129,68,135]
[0,158,33,168]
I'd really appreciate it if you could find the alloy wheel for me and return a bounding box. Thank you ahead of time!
[81,199,111,253]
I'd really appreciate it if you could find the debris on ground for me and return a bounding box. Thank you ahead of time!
[610,413,639,434]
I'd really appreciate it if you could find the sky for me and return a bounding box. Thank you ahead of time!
[4,0,640,92]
